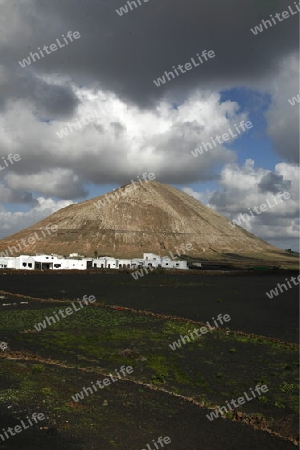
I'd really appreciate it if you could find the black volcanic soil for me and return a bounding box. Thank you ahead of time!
[0,360,295,450]
[0,271,298,449]
[0,271,298,342]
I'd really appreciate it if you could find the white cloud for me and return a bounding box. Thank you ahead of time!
[182,187,213,205]
[183,160,300,249]
[0,86,248,198]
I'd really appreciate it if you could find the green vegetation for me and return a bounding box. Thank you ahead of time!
[0,298,298,445]
[32,364,46,373]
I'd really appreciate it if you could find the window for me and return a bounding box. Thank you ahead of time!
[22,263,27,267]
[54,264,61,268]
[28,263,32,268]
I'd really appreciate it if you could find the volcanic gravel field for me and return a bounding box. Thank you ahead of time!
[0,271,298,449]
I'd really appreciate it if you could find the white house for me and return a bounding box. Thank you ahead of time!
[92,257,133,269]
[142,253,188,270]
[0,255,36,270]
[16,255,36,270]
[117,259,132,269]
[0,252,189,271]
[92,257,117,269]
[0,257,17,269]
[161,256,188,270]
[0,254,93,271]
[32,255,92,270]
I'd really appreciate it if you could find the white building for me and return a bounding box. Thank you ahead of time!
[161,256,188,270]
[92,257,118,269]
[0,252,189,271]
[117,259,133,269]
[0,254,92,271]
[0,255,36,270]
[143,253,188,270]
[0,257,17,269]
[33,255,93,270]
[92,257,137,269]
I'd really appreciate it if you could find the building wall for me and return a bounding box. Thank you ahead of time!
[118,259,132,269]
[18,256,36,270]
[0,254,189,271]
[0,257,16,269]
[93,259,107,269]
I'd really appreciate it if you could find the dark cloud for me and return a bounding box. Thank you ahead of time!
[258,172,291,193]
[0,185,37,204]
[32,82,79,118]
[0,68,79,118]
[0,0,298,161]
[2,0,298,108]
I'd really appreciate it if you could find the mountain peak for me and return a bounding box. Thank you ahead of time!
[0,181,278,258]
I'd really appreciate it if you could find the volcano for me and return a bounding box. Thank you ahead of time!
[0,181,284,260]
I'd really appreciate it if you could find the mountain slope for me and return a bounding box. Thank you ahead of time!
[0,181,281,258]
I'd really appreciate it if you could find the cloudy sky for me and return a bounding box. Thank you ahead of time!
[0,0,299,250]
